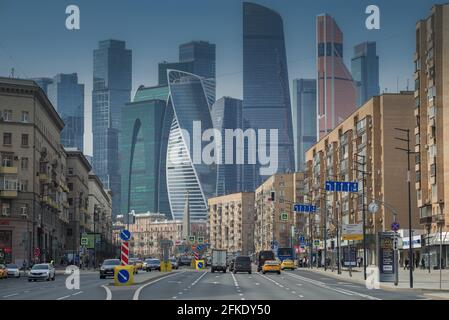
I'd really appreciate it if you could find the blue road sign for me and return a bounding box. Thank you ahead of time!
[197,245,203,251]
[391,221,400,231]
[294,204,317,213]
[117,269,130,284]
[120,229,131,241]
[198,261,203,268]
[325,181,359,193]
[299,236,305,245]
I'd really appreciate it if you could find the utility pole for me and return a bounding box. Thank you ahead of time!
[394,127,414,289]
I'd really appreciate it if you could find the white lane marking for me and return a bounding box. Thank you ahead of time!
[172,296,177,299]
[56,295,71,300]
[178,292,183,295]
[299,294,304,298]
[133,271,187,300]
[231,272,244,299]
[101,285,112,300]
[285,272,381,300]
[292,291,296,294]
[3,293,19,298]
[72,291,83,296]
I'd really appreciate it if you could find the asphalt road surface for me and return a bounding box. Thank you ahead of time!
[0,267,431,300]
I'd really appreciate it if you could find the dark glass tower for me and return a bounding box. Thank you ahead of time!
[243,2,294,190]
[120,85,171,218]
[292,79,317,171]
[351,41,380,107]
[92,39,132,216]
[211,97,243,196]
[158,41,215,100]
[47,73,84,152]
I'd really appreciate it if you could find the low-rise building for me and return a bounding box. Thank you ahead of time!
[208,192,255,255]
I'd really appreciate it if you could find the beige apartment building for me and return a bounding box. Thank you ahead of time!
[0,77,70,265]
[88,173,113,264]
[128,213,182,258]
[305,93,420,264]
[208,192,255,255]
[254,173,299,253]
[414,4,449,267]
[65,149,91,262]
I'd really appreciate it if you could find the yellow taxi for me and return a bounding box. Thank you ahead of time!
[281,259,295,270]
[262,260,281,274]
[0,264,7,279]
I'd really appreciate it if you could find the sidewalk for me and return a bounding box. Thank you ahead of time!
[303,266,449,298]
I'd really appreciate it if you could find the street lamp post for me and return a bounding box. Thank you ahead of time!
[354,153,368,280]
[437,210,445,290]
[394,127,415,288]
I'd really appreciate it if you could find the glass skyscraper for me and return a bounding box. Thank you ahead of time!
[243,2,295,190]
[31,77,53,95]
[316,14,357,138]
[292,79,317,172]
[166,70,216,221]
[158,41,215,100]
[351,41,380,107]
[120,85,171,218]
[211,97,243,196]
[92,39,132,216]
[47,73,85,152]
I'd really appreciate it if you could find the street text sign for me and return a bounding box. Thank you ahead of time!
[325,181,359,193]
[342,223,363,241]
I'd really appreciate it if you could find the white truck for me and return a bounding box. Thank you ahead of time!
[211,249,227,273]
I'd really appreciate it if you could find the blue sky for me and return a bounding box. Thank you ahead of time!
[0,0,443,155]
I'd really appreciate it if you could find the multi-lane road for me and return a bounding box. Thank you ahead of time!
[0,267,430,300]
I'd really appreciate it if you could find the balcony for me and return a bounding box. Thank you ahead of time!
[0,190,18,198]
[0,166,18,174]
[39,173,51,184]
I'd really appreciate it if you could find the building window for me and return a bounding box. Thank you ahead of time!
[68,183,73,191]
[1,204,11,216]
[20,180,28,191]
[3,133,12,146]
[1,178,17,191]
[21,111,29,123]
[1,154,13,167]
[2,110,12,121]
[20,157,28,170]
[68,168,74,175]
[67,228,73,236]
[430,164,436,177]
[21,134,29,147]
[416,171,421,182]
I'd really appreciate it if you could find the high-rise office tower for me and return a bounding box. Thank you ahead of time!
[47,73,85,152]
[165,70,216,221]
[158,41,216,100]
[92,39,132,216]
[316,14,357,138]
[292,79,317,171]
[31,77,53,95]
[351,41,380,107]
[415,4,449,243]
[243,2,295,190]
[211,97,243,196]
[120,85,171,218]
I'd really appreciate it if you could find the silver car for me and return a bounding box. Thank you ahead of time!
[28,263,55,282]
[6,264,20,278]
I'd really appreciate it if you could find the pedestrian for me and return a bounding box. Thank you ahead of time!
[404,258,409,270]
[421,257,425,270]
[415,256,420,269]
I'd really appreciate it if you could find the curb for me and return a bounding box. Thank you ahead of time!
[302,268,449,293]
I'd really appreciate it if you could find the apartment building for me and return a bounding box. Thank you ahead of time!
[254,173,297,253]
[305,93,420,264]
[0,77,69,265]
[208,192,255,255]
[414,4,449,267]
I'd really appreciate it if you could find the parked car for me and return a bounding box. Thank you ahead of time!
[0,264,8,279]
[262,260,281,275]
[99,259,121,279]
[169,258,179,270]
[144,258,161,271]
[6,263,20,278]
[28,263,55,281]
[233,256,252,274]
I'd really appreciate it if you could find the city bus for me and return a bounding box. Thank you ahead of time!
[277,247,294,262]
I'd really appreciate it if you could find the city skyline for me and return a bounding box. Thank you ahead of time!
[0,0,443,156]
